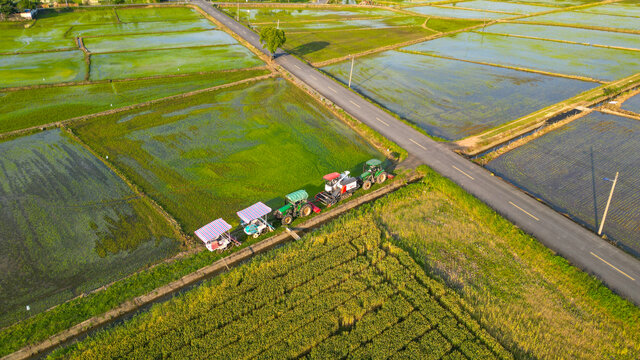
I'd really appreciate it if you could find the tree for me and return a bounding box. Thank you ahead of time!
[259,26,286,58]
[0,0,17,20]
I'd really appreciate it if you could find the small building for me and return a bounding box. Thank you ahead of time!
[20,9,38,19]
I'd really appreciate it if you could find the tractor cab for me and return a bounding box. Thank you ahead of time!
[362,159,383,177]
[275,189,319,225]
[359,159,389,190]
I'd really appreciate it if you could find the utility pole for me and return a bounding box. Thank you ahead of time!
[236,1,239,21]
[277,19,279,29]
[598,172,619,236]
[348,55,354,88]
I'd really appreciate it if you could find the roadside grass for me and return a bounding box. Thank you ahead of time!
[0,69,270,135]
[70,77,382,233]
[368,165,640,358]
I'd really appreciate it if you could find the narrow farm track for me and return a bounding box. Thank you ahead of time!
[191,0,640,305]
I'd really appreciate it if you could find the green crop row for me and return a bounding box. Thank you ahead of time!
[53,213,510,359]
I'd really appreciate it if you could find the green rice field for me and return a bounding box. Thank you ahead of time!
[35,8,118,27]
[0,69,269,134]
[52,215,510,360]
[406,6,517,20]
[229,7,399,23]
[487,112,640,257]
[0,51,86,88]
[0,129,179,327]
[227,6,478,63]
[114,6,203,23]
[521,11,640,31]
[622,94,640,113]
[69,18,216,38]
[71,77,381,232]
[89,45,263,80]
[578,2,640,18]
[84,30,238,53]
[404,32,640,81]
[480,23,640,50]
[0,23,74,53]
[323,51,597,140]
[440,0,556,14]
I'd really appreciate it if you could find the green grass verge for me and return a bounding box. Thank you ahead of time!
[0,69,270,135]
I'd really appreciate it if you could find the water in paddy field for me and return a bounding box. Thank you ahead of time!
[322,50,597,140]
[0,129,179,327]
[84,30,237,53]
[487,112,640,258]
[622,94,640,114]
[521,11,640,31]
[407,6,515,19]
[480,23,640,51]
[405,32,640,82]
[76,78,380,233]
[445,0,556,14]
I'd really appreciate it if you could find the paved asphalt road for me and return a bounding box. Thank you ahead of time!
[194,0,640,305]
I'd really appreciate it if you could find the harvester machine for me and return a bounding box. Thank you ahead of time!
[274,190,321,225]
[315,171,359,207]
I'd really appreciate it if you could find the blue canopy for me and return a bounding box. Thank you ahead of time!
[237,202,272,223]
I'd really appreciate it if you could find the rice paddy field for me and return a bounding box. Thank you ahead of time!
[406,6,517,20]
[479,23,640,50]
[404,31,640,82]
[0,6,264,88]
[51,213,511,360]
[322,50,597,140]
[225,6,478,63]
[521,11,640,31]
[71,77,381,233]
[0,129,179,327]
[0,69,270,134]
[622,93,640,114]
[486,112,640,257]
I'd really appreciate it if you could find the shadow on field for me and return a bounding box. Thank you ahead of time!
[590,146,599,229]
[291,41,329,56]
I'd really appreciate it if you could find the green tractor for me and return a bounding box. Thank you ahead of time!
[359,159,389,190]
[274,190,320,225]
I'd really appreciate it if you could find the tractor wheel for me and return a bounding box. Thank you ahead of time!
[362,180,372,191]
[282,215,293,225]
[301,203,313,217]
[253,233,259,239]
[377,172,388,184]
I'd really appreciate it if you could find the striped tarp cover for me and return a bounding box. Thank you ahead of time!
[237,202,272,223]
[195,218,232,243]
